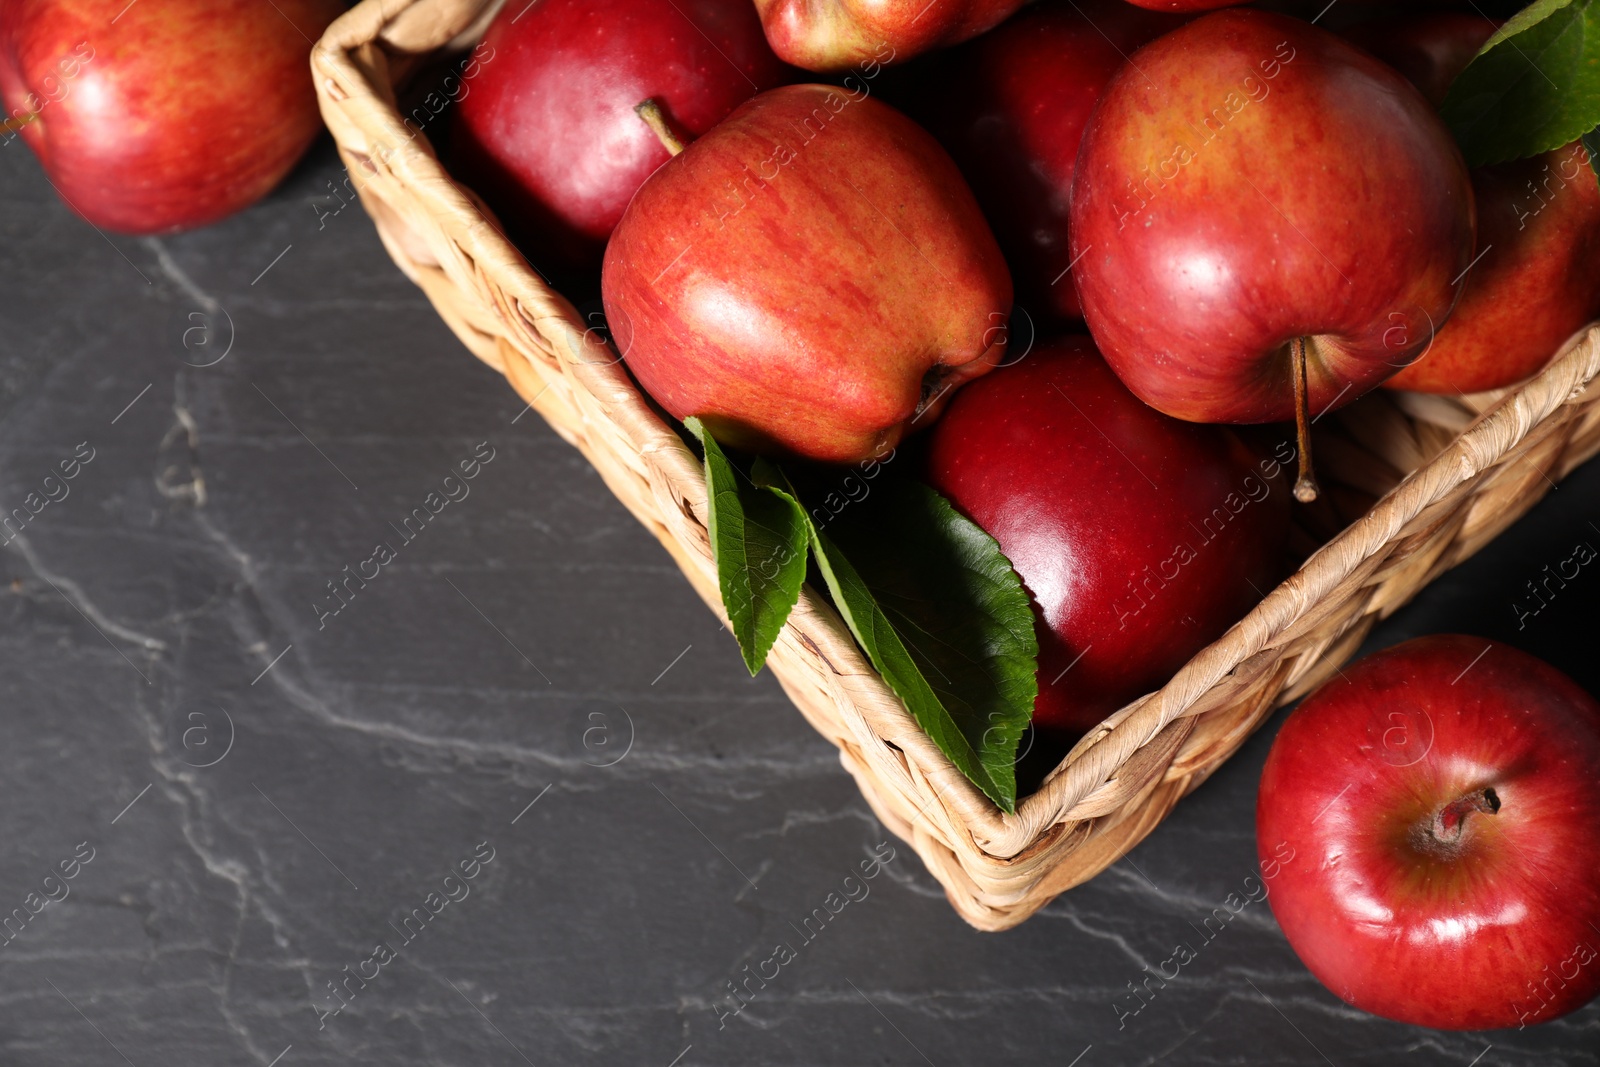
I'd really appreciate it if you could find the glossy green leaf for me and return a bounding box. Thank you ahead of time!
[1441,0,1600,167]
[759,468,1037,812]
[684,419,807,676]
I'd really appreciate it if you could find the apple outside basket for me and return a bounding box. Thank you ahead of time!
[312,0,1600,931]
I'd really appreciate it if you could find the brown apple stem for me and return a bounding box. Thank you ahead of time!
[1432,786,1500,843]
[1291,336,1320,504]
[635,98,686,157]
[0,111,38,135]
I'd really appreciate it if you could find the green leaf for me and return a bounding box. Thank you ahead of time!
[760,469,1037,813]
[684,419,807,676]
[1441,0,1600,167]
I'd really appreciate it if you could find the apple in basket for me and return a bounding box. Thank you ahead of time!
[450,0,794,278]
[752,0,1027,72]
[1068,10,1475,501]
[1385,145,1600,394]
[1258,635,1600,1030]
[1343,12,1600,395]
[0,0,343,234]
[919,0,1187,325]
[925,338,1291,737]
[601,83,1012,465]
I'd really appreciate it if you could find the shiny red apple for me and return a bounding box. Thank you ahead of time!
[1069,10,1475,496]
[1258,635,1600,1030]
[1387,145,1600,393]
[0,0,343,235]
[753,0,1024,72]
[602,84,1011,464]
[923,0,1186,324]
[450,0,793,276]
[1343,13,1600,394]
[925,337,1290,737]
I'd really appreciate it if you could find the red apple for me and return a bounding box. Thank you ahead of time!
[602,84,1012,464]
[450,0,793,277]
[1342,13,1600,394]
[1387,145,1600,393]
[923,0,1187,324]
[753,0,1024,72]
[0,0,343,235]
[1341,11,1496,109]
[1257,635,1600,1030]
[924,337,1290,736]
[1069,10,1475,496]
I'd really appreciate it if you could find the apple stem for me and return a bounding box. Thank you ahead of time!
[0,111,38,135]
[1432,786,1500,842]
[635,98,686,157]
[1291,335,1320,504]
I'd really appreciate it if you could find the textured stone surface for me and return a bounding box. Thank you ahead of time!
[1,134,1597,1067]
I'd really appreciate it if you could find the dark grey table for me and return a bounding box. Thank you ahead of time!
[2,134,1596,1067]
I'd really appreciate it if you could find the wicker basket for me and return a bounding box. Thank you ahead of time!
[312,0,1600,931]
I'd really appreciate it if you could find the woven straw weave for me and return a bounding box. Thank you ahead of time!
[312,0,1600,930]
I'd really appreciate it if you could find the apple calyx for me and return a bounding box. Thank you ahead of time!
[1429,786,1501,846]
[634,98,686,157]
[1290,336,1320,504]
